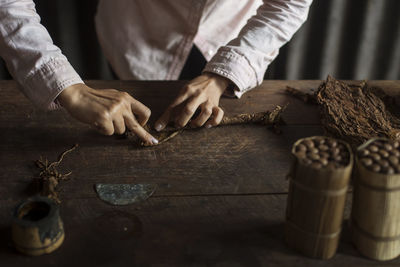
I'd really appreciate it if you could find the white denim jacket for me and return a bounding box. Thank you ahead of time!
[0,0,312,110]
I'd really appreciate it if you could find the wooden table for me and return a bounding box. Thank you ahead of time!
[1,80,399,266]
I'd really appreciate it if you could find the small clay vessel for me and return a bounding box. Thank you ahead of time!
[12,196,64,256]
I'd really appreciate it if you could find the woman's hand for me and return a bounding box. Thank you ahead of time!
[155,73,229,131]
[57,83,158,145]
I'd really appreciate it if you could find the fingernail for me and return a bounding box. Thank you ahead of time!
[151,137,159,145]
[205,124,212,129]
[155,123,163,132]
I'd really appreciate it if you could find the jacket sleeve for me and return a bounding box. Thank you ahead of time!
[203,0,313,98]
[0,0,83,109]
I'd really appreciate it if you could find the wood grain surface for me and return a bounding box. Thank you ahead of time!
[1,80,399,266]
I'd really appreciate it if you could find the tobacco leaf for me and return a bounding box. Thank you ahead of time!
[287,76,400,147]
[317,76,400,146]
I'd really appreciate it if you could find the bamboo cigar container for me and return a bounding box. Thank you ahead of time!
[12,196,64,256]
[352,138,400,261]
[285,136,353,259]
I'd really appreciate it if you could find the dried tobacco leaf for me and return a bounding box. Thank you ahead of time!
[287,76,400,147]
[317,76,400,146]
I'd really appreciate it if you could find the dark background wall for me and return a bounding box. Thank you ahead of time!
[0,0,399,80]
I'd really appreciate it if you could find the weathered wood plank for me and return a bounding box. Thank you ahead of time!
[0,125,323,199]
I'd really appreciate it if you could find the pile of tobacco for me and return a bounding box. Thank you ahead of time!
[288,76,400,147]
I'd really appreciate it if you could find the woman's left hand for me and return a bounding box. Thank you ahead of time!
[154,73,229,131]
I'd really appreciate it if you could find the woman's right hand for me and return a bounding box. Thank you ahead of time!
[57,83,158,145]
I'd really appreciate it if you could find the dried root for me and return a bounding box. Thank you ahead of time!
[34,144,78,203]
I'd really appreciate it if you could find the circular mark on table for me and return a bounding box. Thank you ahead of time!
[92,210,142,241]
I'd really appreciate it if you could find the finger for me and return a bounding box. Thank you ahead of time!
[205,107,224,128]
[113,116,126,135]
[169,85,194,108]
[191,103,213,128]
[154,107,172,132]
[175,95,206,128]
[154,89,193,132]
[124,114,158,145]
[94,120,114,136]
[129,98,151,126]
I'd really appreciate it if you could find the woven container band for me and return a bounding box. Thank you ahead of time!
[286,219,341,239]
[352,219,400,242]
[289,178,348,197]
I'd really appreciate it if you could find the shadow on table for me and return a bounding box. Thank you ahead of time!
[193,220,376,266]
[0,225,17,256]
[337,219,362,258]
[183,222,296,266]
